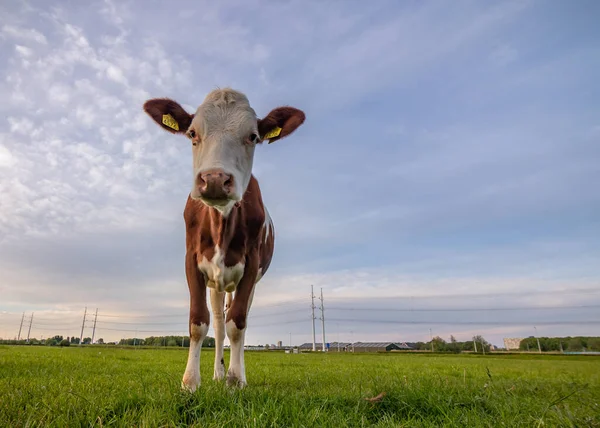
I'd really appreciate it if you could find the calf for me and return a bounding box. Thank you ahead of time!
[143,88,305,390]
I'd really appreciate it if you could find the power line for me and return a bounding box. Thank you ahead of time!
[93,301,303,319]
[326,304,600,312]
[326,287,600,301]
[327,318,600,326]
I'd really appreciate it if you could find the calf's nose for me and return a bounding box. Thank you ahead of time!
[197,169,233,200]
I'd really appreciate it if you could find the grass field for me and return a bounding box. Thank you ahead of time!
[1,346,598,427]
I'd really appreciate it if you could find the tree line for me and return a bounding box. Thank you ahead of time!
[2,335,600,352]
[116,335,215,347]
[519,336,600,352]
[0,335,215,347]
[410,335,492,353]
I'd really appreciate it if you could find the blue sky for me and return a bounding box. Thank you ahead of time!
[0,0,599,346]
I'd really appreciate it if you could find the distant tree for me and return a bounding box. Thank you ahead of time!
[567,338,583,352]
[431,336,447,352]
[82,337,92,345]
[448,335,460,353]
[472,335,490,353]
[202,337,215,347]
[587,338,600,351]
[59,339,70,347]
[97,338,104,344]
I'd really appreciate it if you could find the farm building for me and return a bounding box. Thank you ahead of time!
[351,342,411,352]
[298,342,413,352]
[298,342,351,352]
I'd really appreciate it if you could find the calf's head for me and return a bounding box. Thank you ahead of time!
[143,88,305,211]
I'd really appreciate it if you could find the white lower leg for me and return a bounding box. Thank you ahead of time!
[210,289,226,380]
[226,319,246,387]
[182,322,208,392]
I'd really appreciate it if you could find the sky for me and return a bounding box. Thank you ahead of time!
[0,0,599,347]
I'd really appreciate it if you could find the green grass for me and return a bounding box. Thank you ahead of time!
[0,346,599,427]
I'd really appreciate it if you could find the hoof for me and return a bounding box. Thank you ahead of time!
[226,373,247,389]
[214,364,225,381]
[181,381,198,393]
[181,374,200,393]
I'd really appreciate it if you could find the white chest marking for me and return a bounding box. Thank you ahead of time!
[198,245,244,292]
[264,205,273,243]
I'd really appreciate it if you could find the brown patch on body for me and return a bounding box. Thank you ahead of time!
[184,175,274,332]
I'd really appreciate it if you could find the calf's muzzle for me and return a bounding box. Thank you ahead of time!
[197,169,234,201]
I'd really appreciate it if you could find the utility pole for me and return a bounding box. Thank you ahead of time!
[91,308,98,344]
[79,307,87,346]
[311,285,317,352]
[17,312,25,341]
[534,326,542,354]
[26,313,34,342]
[430,328,434,352]
[319,288,326,352]
[473,337,478,353]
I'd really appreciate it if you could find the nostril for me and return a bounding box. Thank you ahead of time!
[224,175,233,190]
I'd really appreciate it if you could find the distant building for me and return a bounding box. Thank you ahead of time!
[297,341,413,352]
[327,342,351,352]
[245,345,266,351]
[298,342,350,352]
[503,338,523,350]
[277,341,283,348]
[351,342,411,352]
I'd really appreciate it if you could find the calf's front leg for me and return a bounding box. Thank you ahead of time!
[181,253,209,392]
[210,288,226,380]
[225,255,258,388]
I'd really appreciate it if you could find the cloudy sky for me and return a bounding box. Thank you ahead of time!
[1,0,599,347]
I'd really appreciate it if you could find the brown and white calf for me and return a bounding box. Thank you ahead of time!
[143,88,305,390]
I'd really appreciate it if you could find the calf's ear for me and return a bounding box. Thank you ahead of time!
[258,106,305,144]
[143,98,193,134]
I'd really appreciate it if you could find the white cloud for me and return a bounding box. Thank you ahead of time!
[14,44,34,57]
[0,143,16,168]
[48,83,71,104]
[7,117,36,135]
[2,25,48,45]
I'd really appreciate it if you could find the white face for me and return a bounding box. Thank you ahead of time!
[185,90,260,210]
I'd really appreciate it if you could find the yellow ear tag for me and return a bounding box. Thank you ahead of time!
[162,114,179,131]
[263,126,282,141]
